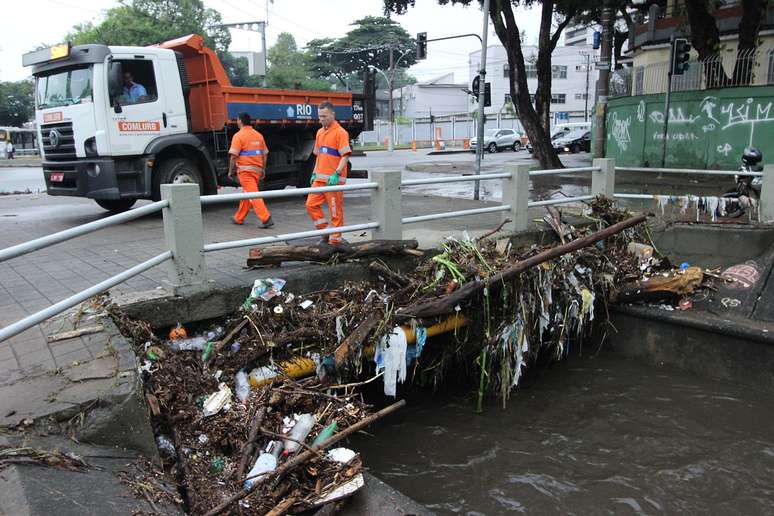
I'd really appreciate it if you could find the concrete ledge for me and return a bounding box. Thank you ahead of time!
[609,306,774,393]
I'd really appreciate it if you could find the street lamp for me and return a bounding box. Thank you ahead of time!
[369,48,411,153]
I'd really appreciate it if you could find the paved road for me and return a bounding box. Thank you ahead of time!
[0,167,46,194]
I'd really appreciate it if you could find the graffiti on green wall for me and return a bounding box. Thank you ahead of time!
[605,87,774,169]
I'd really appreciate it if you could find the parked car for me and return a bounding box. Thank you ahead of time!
[553,129,591,153]
[471,128,523,153]
[525,128,571,154]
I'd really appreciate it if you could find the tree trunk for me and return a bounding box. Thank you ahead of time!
[246,239,420,267]
[684,0,729,88]
[733,0,767,85]
[490,0,562,169]
[534,0,554,134]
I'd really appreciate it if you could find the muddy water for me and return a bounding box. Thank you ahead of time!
[353,355,774,515]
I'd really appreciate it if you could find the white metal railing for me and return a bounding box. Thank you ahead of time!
[6,156,759,343]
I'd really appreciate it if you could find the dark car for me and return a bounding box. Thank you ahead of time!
[552,130,591,153]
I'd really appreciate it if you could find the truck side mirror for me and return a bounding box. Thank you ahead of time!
[113,101,122,114]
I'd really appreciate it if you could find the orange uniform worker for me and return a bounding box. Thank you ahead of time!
[229,112,274,228]
[305,101,351,245]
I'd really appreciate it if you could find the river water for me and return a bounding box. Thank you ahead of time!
[353,354,774,515]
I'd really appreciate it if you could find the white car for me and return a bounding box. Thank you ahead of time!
[471,128,522,153]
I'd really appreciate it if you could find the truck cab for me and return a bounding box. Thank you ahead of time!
[25,36,371,212]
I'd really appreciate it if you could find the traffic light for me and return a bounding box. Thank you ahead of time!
[472,75,480,97]
[672,38,691,75]
[484,82,491,107]
[417,32,427,60]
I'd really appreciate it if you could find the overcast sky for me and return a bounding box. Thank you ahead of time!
[0,0,544,84]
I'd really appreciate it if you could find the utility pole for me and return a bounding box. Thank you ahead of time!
[261,2,269,87]
[582,52,591,122]
[473,0,490,201]
[592,0,613,159]
[388,47,395,153]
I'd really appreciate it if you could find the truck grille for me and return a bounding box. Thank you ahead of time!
[41,122,76,161]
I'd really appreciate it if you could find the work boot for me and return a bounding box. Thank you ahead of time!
[259,216,275,229]
[319,235,330,244]
[231,217,244,225]
[329,237,348,246]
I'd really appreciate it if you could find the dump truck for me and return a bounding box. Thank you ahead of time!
[23,35,373,212]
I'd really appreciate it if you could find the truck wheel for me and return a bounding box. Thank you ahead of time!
[153,158,203,200]
[95,199,136,213]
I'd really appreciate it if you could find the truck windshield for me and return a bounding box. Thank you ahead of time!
[36,66,93,109]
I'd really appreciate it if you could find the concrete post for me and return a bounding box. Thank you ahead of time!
[761,164,774,222]
[370,169,403,240]
[592,157,616,198]
[502,163,531,232]
[161,183,208,295]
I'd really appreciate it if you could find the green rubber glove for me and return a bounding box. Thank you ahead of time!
[309,172,317,186]
[327,171,340,186]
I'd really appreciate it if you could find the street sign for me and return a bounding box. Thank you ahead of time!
[556,111,569,122]
[472,75,480,97]
[592,31,601,50]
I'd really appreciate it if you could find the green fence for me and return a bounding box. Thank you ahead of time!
[605,86,774,169]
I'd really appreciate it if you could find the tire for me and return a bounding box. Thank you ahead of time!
[153,157,203,200]
[487,142,498,154]
[511,141,522,152]
[571,144,581,154]
[95,198,136,213]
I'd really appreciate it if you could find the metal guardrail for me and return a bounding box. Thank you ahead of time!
[616,166,762,177]
[4,157,770,343]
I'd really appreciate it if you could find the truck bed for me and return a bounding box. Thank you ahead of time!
[159,35,364,135]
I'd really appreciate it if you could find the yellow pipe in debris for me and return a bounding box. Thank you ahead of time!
[251,314,469,387]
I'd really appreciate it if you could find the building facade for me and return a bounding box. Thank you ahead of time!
[468,44,599,123]
[392,73,469,119]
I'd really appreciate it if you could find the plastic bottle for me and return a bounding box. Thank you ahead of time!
[249,366,280,387]
[167,336,207,352]
[235,370,250,403]
[282,414,316,456]
[311,421,337,447]
[244,441,282,489]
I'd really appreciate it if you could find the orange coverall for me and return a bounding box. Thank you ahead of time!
[305,120,352,244]
[230,125,271,224]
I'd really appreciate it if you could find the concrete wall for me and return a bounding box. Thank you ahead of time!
[605,85,774,168]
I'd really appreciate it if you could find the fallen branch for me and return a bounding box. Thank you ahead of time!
[397,214,648,321]
[47,325,104,343]
[333,316,381,367]
[476,218,511,242]
[264,496,297,516]
[203,400,406,516]
[237,406,266,482]
[369,261,409,287]
[209,318,249,361]
[247,239,420,267]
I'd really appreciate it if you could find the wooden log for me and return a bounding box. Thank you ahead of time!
[333,316,381,367]
[237,406,267,482]
[368,261,409,287]
[203,400,406,516]
[247,239,420,267]
[396,214,648,321]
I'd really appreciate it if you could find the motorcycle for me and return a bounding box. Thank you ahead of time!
[722,147,763,218]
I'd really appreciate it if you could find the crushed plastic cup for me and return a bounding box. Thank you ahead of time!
[282,413,316,456]
[156,435,177,458]
[327,447,357,464]
[202,383,232,417]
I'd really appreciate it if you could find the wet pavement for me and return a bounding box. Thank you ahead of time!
[353,354,774,515]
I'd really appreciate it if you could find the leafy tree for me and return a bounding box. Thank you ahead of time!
[67,0,230,51]
[0,80,34,127]
[266,33,330,90]
[307,16,417,91]
[65,0,261,84]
